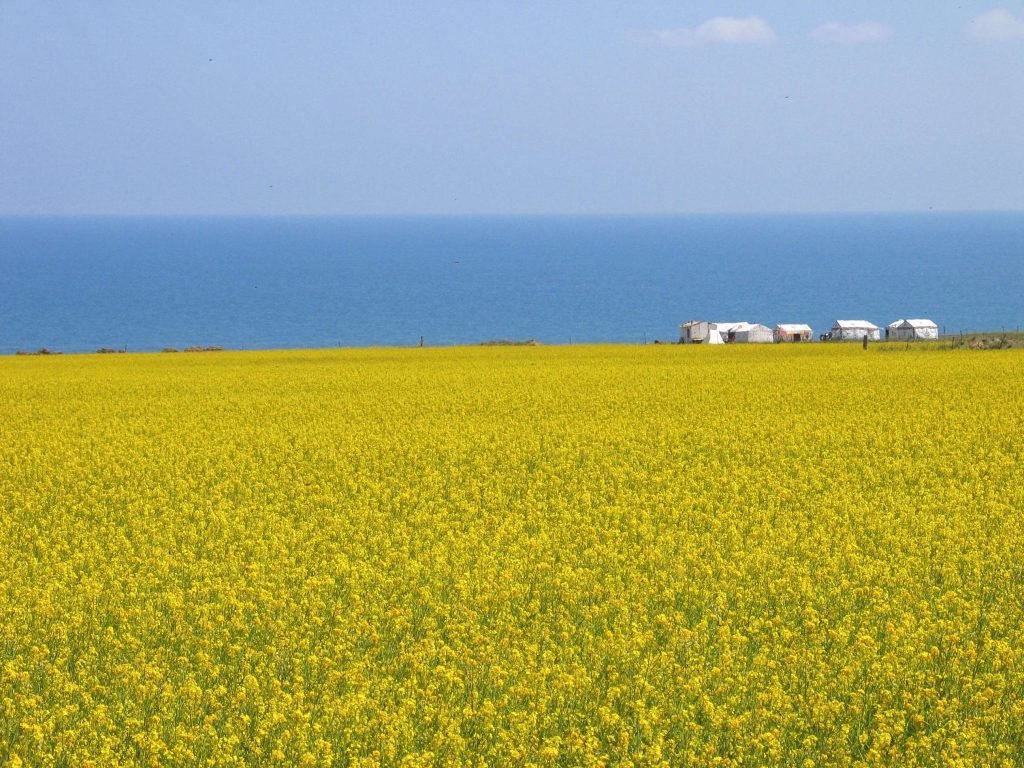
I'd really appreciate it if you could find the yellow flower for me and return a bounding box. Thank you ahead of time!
[2,344,1022,766]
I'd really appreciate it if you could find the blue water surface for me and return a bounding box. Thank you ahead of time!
[0,214,1021,353]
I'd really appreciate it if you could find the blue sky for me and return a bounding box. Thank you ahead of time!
[2,2,1023,214]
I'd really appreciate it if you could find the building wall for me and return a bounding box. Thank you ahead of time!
[680,321,711,343]
[775,328,812,342]
[736,328,774,343]
[893,325,939,341]
[833,327,881,341]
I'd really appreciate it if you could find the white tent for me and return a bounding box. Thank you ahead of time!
[889,318,939,341]
[775,323,813,342]
[730,322,774,343]
[829,320,880,342]
[713,322,746,343]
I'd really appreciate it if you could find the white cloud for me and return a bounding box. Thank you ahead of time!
[968,8,1024,40]
[812,22,893,44]
[644,16,777,47]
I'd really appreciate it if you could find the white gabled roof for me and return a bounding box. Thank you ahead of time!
[777,323,812,332]
[887,319,905,330]
[833,320,879,330]
[903,318,937,328]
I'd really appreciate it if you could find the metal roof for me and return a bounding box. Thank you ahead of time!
[833,320,879,330]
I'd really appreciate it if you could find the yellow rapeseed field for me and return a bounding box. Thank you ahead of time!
[2,344,1024,767]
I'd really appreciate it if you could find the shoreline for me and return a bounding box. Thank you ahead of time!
[6,332,1024,358]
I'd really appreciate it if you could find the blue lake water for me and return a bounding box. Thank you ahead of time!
[0,214,1021,353]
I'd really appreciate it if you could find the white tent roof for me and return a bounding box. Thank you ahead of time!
[902,318,937,328]
[712,322,747,333]
[833,320,879,330]
[777,323,812,332]
[887,319,905,330]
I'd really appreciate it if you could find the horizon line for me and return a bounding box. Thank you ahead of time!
[2,208,1023,219]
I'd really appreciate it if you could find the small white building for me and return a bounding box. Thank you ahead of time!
[888,318,939,341]
[680,320,717,344]
[729,322,774,343]
[774,323,813,343]
[829,320,881,342]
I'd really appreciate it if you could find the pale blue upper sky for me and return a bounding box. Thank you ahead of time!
[2,2,1023,214]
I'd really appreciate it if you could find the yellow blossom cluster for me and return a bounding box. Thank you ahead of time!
[1,344,1023,766]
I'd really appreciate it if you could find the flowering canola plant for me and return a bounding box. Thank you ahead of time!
[2,344,1024,767]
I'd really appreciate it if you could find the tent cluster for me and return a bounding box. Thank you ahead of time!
[679,321,813,344]
[680,318,939,344]
[822,319,939,342]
